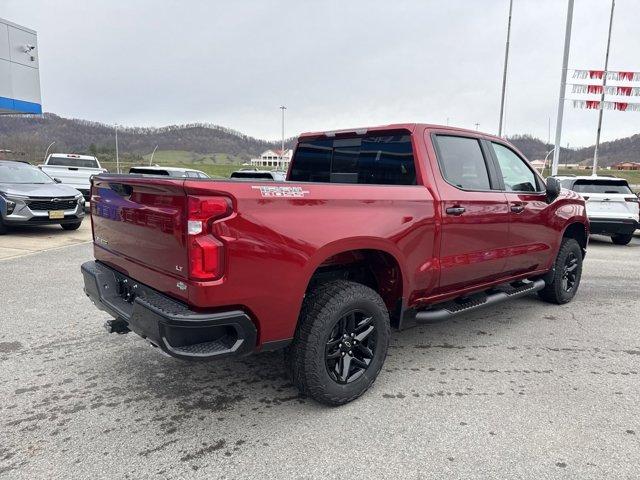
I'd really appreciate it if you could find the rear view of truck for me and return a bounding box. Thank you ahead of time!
[82,176,257,359]
[82,127,422,405]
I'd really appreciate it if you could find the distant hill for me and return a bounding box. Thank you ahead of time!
[0,113,637,167]
[0,113,294,164]
[508,133,640,166]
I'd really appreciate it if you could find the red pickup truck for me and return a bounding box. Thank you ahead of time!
[82,124,588,405]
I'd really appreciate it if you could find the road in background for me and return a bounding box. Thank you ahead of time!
[0,235,638,479]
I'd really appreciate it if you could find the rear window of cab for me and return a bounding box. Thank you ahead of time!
[289,134,416,185]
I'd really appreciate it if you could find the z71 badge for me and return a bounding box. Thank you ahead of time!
[252,186,310,198]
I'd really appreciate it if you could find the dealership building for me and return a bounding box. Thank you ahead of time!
[0,17,41,114]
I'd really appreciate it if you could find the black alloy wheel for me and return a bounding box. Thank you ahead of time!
[325,311,377,384]
[561,251,579,293]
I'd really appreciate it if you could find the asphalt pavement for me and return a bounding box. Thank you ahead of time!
[0,220,91,260]
[1,234,638,479]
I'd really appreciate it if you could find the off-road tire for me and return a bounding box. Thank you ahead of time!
[285,280,390,406]
[538,238,583,305]
[61,221,82,231]
[611,234,633,245]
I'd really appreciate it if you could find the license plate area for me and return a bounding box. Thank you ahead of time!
[48,210,65,219]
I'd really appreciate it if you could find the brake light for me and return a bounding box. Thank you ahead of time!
[625,197,639,203]
[186,196,232,280]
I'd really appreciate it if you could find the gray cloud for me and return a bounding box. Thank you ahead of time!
[4,0,639,146]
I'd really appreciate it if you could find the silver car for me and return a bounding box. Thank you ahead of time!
[0,160,85,235]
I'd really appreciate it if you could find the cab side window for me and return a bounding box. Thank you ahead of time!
[434,135,491,190]
[492,143,539,192]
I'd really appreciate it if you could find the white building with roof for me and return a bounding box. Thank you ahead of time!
[250,148,293,170]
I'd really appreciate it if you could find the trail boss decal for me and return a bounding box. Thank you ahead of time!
[252,186,310,198]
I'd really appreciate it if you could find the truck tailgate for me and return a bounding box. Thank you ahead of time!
[91,176,189,279]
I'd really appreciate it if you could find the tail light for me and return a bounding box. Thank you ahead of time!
[187,196,232,281]
[625,197,639,203]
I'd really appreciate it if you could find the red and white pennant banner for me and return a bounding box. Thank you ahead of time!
[572,99,640,111]
[571,84,640,96]
[573,69,640,82]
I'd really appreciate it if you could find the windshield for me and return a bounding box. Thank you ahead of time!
[47,157,99,168]
[0,163,54,184]
[572,180,632,194]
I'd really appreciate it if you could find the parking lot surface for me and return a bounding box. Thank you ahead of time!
[1,234,639,479]
[0,220,91,260]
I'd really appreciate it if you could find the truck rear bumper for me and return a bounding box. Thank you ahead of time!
[589,218,638,236]
[81,261,257,360]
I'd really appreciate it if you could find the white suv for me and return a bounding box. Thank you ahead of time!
[558,175,639,245]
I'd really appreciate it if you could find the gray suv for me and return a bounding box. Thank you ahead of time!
[0,160,85,235]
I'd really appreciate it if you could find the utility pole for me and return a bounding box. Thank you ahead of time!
[279,106,286,170]
[498,0,513,137]
[475,122,480,131]
[115,124,120,174]
[551,0,575,176]
[592,0,615,177]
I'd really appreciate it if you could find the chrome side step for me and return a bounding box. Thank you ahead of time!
[415,279,545,323]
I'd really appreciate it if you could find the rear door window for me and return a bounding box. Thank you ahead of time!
[434,135,491,190]
[289,134,416,185]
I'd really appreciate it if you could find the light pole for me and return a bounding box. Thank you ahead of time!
[114,124,120,173]
[542,147,555,174]
[498,0,513,137]
[280,105,286,170]
[149,145,158,166]
[551,0,575,176]
[43,141,55,163]
[592,0,615,177]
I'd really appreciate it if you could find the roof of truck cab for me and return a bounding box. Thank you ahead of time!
[48,153,98,160]
[298,123,503,141]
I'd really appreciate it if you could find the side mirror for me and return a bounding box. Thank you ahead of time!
[545,177,561,203]
[53,177,62,184]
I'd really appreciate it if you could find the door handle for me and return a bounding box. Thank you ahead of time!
[510,204,525,213]
[445,206,466,216]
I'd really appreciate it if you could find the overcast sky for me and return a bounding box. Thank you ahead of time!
[3,0,640,146]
